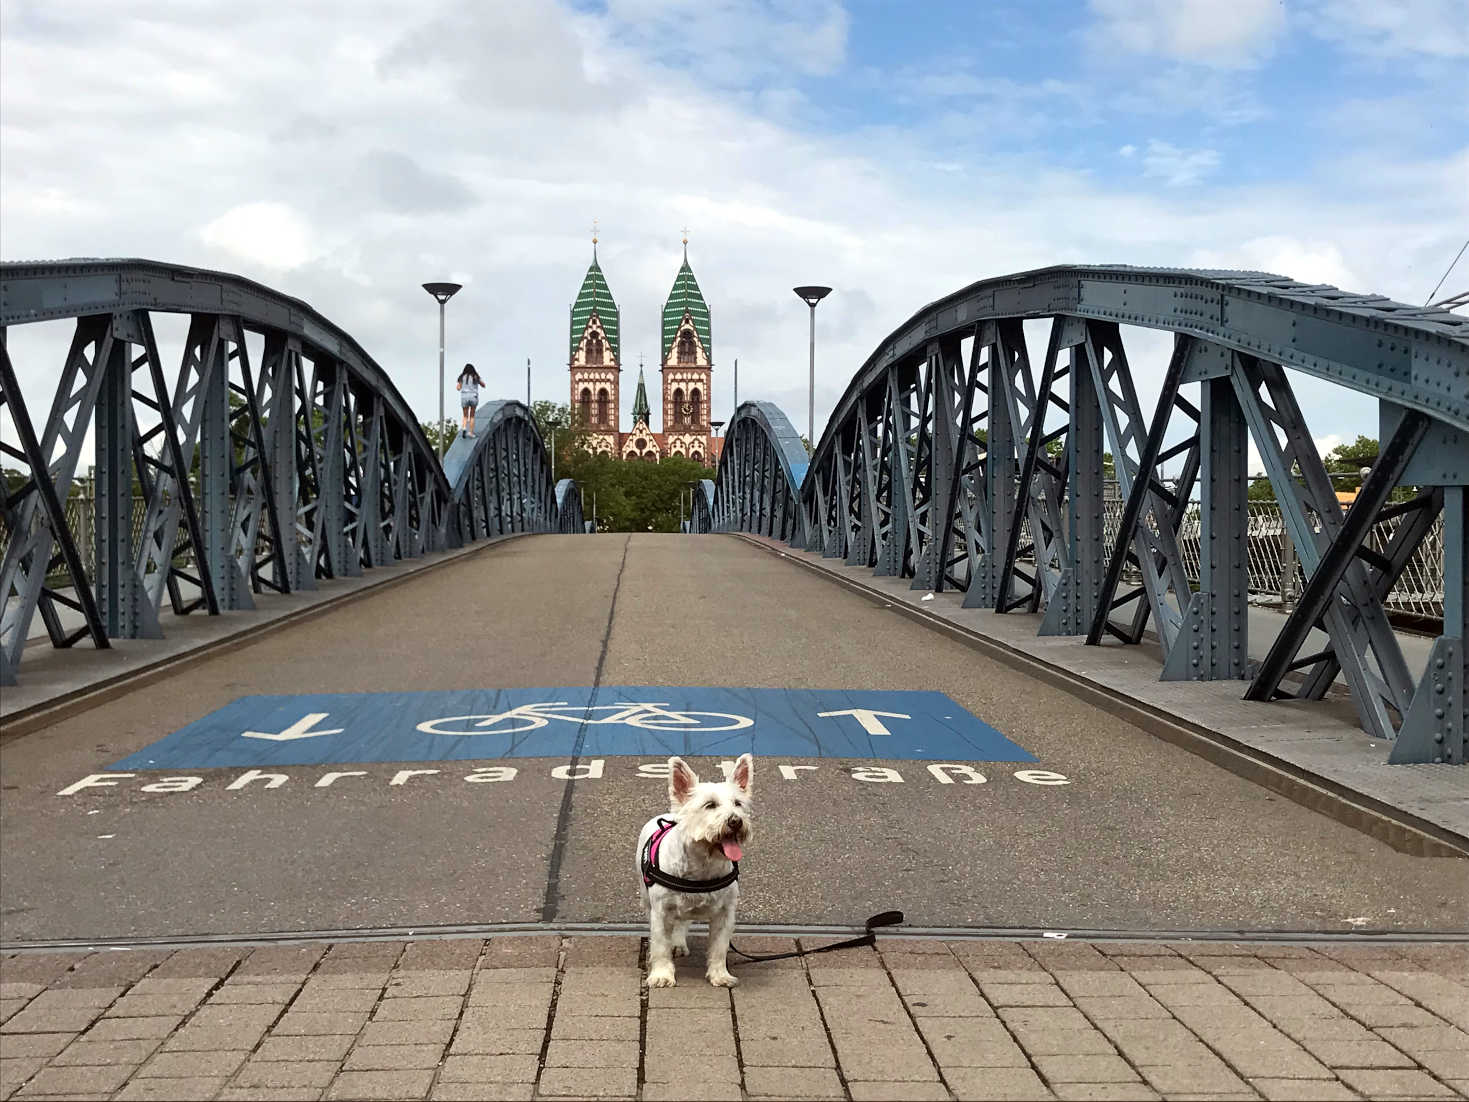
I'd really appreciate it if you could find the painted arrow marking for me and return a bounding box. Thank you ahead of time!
[241,713,344,742]
[816,708,912,736]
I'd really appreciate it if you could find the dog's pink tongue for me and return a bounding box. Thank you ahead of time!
[721,840,743,861]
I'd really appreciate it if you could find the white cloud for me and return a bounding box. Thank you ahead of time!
[0,0,1462,463]
[1088,0,1286,68]
[199,202,316,270]
[1187,236,1360,290]
[1139,141,1221,187]
[600,0,850,83]
[1308,0,1469,59]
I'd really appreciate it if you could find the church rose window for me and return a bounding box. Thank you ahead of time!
[597,388,609,426]
[678,331,695,365]
[579,387,592,425]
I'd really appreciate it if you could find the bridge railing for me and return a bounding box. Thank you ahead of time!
[441,400,574,543]
[710,401,809,544]
[0,259,575,686]
[713,266,1468,765]
[687,478,716,534]
[556,479,587,534]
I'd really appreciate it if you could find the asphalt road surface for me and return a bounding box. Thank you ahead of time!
[2,534,1464,944]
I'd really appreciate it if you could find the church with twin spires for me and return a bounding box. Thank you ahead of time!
[567,235,722,466]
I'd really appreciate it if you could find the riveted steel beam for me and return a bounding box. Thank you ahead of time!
[1234,354,1415,741]
[1042,333,1103,637]
[0,262,568,682]
[1164,371,1251,681]
[92,323,152,640]
[1391,487,1465,763]
[995,318,1070,615]
[1081,322,1193,655]
[0,330,110,683]
[668,259,1468,762]
[1255,408,1428,688]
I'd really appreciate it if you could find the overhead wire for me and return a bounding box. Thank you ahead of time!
[1425,236,1469,305]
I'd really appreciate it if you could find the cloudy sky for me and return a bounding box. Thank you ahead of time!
[3,0,1466,456]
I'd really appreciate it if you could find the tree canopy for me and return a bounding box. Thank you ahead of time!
[529,401,715,532]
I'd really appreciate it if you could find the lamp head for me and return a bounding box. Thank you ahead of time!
[423,282,463,305]
[793,285,832,308]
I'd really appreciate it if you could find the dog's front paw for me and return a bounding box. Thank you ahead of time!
[672,941,690,958]
[647,967,677,988]
[707,967,738,987]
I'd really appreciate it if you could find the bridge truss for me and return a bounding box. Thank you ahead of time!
[1,260,577,686]
[709,266,1468,765]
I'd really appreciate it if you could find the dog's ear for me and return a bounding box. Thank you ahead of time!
[732,753,753,795]
[668,756,699,807]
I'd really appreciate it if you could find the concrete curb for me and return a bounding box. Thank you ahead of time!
[7,920,1467,954]
[738,534,1469,860]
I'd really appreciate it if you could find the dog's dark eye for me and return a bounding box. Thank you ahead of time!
[734,800,745,808]
[704,800,717,810]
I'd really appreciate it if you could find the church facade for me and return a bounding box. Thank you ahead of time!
[567,241,722,466]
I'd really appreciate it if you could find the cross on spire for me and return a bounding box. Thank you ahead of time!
[681,225,689,261]
[591,218,599,259]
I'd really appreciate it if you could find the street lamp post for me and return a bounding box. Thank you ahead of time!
[422,282,463,460]
[548,417,562,483]
[793,286,832,450]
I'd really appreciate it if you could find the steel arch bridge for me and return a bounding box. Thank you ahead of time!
[0,259,580,686]
[705,265,1469,765]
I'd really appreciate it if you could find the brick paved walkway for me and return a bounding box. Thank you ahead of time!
[2,935,1467,1101]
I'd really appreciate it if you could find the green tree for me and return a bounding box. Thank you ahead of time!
[421,419,458,455]
[557,452,715,532]
[1325,435,1378,492]
[529,400,589,478]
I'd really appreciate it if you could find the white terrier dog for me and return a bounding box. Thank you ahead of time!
[636,754,753,987]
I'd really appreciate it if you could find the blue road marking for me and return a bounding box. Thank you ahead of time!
[110,687,1036,770]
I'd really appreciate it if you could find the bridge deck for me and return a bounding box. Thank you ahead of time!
[1,534,1465,947]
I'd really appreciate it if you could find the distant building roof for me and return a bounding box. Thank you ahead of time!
[661,256,711,362]
[571,254,619,361]
[632,366,651,425]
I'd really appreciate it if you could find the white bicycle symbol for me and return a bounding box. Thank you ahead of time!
[416,701,754,737]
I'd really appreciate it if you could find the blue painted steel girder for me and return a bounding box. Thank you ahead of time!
[0,260,581,687]
[712,267,1467,765]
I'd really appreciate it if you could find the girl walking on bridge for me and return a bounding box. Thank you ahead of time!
[456,363,485,438]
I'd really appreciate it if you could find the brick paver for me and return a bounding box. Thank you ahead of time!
[1,936,1466,1100]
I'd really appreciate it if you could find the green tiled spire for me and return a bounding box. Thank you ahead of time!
[570,252,619,361]
[632,366,651,425]
[661,250,711,362]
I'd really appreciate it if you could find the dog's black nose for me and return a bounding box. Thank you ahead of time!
[728,815,742,830]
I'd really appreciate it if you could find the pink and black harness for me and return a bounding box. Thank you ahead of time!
[641,818,740,894]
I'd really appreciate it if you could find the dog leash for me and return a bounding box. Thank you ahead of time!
[729,911,905,965]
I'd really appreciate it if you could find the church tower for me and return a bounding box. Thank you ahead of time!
[568,235,620,457]
[620,363,661,462]
[660,236,713,463]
